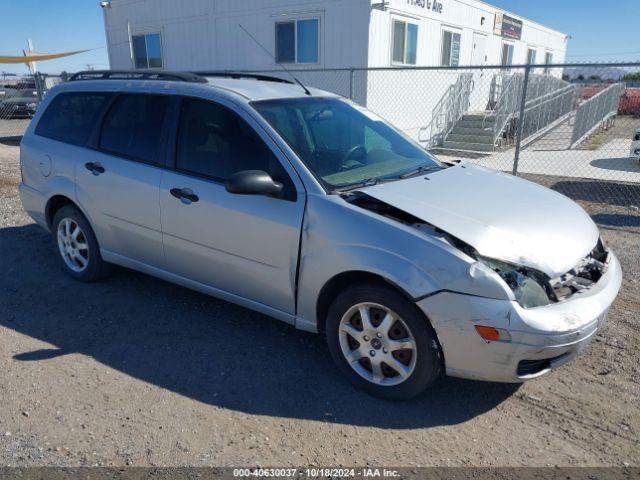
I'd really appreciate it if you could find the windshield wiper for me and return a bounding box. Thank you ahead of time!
[332,177,382,193]
[398,165,443,179]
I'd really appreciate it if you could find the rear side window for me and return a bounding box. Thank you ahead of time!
[35,92,112,146]
[99,94,170,165]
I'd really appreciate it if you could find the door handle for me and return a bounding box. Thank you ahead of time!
[170,187,199,203]
[85,162,105,175]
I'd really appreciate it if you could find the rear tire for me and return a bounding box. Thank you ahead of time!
[52,205,112,282]
[325,284,443,400]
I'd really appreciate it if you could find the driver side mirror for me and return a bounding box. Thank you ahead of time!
[225,170,284,198]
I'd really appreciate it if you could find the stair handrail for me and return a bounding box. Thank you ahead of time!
[444,72,474,138]
[420,72,473,147]
[482,72,522,146]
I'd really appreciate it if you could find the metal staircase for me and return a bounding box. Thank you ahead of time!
[438,73,578,154]
[442,113,496,152]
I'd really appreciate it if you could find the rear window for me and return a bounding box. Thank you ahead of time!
[99,94,170,166]
[35,92,112,146]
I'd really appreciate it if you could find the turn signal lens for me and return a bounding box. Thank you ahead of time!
[475,325,511,342]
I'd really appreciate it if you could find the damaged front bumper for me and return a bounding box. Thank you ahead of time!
[417,252,622,383]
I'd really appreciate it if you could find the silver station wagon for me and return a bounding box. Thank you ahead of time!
[19,71,622,399]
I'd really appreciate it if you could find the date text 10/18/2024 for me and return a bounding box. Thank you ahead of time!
[233,468,401,478]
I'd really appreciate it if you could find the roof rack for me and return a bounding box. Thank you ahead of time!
[193,72,294,85]
[68,70,208,83]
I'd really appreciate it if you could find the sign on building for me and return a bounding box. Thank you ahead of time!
[494,13,523,40]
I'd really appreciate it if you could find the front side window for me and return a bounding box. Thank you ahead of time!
[35,92,112,146]
[501,43,514,66]
[253,98,442,191]
[132,32,163,69]
[392,20,418,65]
[527,48,537,65]
[176,98,282,181]
[276,18,319,64]
[441,30,461,67]
[99,94,169,165]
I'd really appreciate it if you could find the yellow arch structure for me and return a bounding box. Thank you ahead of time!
[0,50,90,64]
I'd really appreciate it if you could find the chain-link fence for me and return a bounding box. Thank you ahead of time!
[244,62,640,210]
[2,64,640,211]
[0,73,66,141]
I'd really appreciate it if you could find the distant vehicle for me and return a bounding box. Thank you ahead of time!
[0,88,39,119]
[631,128,640,163]
[19,70,622,399]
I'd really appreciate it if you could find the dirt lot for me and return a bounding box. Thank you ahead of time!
[0,119,30,142]
[0,141,638,467]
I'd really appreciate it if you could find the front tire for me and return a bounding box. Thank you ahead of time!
[52,205,112,282]
[326,284,443,400]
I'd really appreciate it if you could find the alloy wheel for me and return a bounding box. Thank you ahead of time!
[56,218,90,273]
[338,302,417,386]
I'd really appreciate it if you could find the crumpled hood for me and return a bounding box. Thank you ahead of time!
[359,163,599,278]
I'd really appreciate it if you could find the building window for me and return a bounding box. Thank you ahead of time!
[527,48,537,65]
[501,43,514,66]
[276,18,319,64]
[392,20,418,65]
[441,30,461,66]
[544,51,553,73]
[132,32,163,69]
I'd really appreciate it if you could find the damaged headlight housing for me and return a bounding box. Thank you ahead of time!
[476,255,552,308]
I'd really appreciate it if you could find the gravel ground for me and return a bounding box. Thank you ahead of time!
[0,142,638,467]
[0,120,30,142]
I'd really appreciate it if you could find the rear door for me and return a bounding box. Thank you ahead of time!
[159,96,305,315]
[76,93,171,268]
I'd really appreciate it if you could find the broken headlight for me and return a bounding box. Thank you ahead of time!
[476,255,552,308]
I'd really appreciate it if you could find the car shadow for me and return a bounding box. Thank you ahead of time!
[590,157,640,173]
[590,213,640,228]
[550,180,640,208]
[0,137,21,147]
[1,223,519,429]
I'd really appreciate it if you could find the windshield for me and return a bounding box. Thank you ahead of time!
[5,89,38,99]
[252,97,443,190]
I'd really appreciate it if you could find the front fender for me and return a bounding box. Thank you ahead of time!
[295,194,510,332]
[295,244,438,332]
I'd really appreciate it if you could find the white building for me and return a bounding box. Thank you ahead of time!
[102,0,567,72]
[102,0,570,150]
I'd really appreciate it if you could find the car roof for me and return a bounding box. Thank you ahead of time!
[61,70,337,103]
[202,76,335,101]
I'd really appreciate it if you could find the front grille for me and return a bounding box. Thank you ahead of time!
[517,353,569,376]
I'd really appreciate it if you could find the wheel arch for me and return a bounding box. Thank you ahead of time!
[316,270,421,335]
[45,194,76,229]
[45,191,98,232]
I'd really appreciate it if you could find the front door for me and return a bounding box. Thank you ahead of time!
[470,33,492,111]
[472,33,488,66]
[160,97,305,314]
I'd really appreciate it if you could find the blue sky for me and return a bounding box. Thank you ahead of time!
[1,0,638,75]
